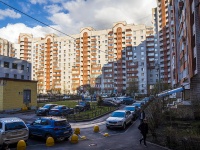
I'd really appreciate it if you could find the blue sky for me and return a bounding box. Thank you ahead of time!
[0,0,157,43]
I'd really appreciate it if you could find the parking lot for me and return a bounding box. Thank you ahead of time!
[0,110,168,150]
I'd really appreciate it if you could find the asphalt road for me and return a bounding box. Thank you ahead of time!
[0,111,169,150]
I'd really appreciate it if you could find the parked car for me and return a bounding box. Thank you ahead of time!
[132,102,142,109]
[0,117,29,149]
[49,105,74,116]
[102,100,118,107]
[122,97,134,105]
[101,94,108,98]
[78,101,91,110]
[123,106,138,120]
[62,95,71,100]
[27,116,72,141]
[36,104,58,116]
[106,110,133,129]
[74,105,85,112]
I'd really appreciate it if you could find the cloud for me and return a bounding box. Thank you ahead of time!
[0,0,157,43]
[18,2,31,13]
[0,9,21,20]
[0,23,56,43]
[44,4,63,14]
[30,0,47,5]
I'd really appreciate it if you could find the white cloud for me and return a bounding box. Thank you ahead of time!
[0,23,56,43]
[30,0,47,5]
[44,4,63,14]
[0,0,157,43]
[0,9,21,20]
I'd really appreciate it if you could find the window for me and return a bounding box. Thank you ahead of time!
[12,63,18,69]
[5,73,9,78]
[14,74,17,79]
[21,75,24,79]
[27,67,29,72]
[4,62,9,68]
[21,65,24,70]
[5,122,26,131]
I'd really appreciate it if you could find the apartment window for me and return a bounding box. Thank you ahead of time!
[27,76,29,80]
[21,65,24,70]
[27,67,29,72]
[133,31,136,35]
[12,63,18,69]
[5,73,9,78]
[4,62,9,68]
[141,46,144,50]
[141,52,144,55]
[141,36,143,39]
[21,75,24,80]
[14,74,17,79]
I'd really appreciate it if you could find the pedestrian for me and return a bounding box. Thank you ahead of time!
[138,118,149,147]
[140,110,145,123]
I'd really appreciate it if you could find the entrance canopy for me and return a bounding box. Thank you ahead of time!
[157,87,184,98]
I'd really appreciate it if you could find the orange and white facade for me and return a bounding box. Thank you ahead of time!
[11,21,154,95]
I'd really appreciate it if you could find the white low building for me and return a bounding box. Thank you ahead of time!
[0,55,31,80]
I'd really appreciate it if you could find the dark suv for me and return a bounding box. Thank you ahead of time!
[27,117,73,141]
[36,104,58,116]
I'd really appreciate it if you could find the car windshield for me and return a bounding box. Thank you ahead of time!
[54,120,67,126]
[5,122,26,131]
[111,112,125,118]
[124,107,135,111]
[52,106,62,109]
[43,104,51,108]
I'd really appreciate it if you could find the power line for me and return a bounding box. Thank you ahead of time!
[0,0,75,39]
[0,0,153,55]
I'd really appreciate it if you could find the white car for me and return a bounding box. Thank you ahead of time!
[106,110,133,129]
[0,117,29,149]
[63,96,70,100]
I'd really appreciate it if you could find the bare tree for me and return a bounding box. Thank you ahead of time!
[126,78,139,96]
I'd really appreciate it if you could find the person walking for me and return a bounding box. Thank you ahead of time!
[140,110,145,123]
[138,118,149,147]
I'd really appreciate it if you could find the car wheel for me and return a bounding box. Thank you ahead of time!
[122,123,126,129]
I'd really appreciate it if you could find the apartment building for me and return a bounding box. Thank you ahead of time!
[0,55,31,80]
[0,38,18,58]
[157,0,174,86]
[173,0,200,101]
[17,22,155,95]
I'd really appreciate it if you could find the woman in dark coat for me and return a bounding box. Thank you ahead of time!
[138,118,148,147]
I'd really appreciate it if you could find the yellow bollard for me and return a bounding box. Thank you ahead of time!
[46,137,54,147]
[93,125,99,132]
[74,128,80,135]
[17,140,26,150]
[104,133,109,137]
[70,134,78,143]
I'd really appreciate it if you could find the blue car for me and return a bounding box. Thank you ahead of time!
[132,102,142,109]
[49,105,74,116]
[122,97,134,105]
[27,116,73,141]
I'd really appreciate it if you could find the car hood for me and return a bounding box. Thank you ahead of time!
[106,117,124,122]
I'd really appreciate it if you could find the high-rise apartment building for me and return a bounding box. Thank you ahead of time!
[0,38,18,58]
[173,0,200,100]
[17,22,155,95]
[156,0,175,86]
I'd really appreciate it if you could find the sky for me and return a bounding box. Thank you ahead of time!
[0,0,157,43]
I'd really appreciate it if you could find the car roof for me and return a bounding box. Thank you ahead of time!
[39,116,67,121]
[0,117,23,123]
[45,104,57,106]
[114,110,128,113]
[125,106,135,108]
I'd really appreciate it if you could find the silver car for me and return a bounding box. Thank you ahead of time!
[106,110,133,129]
[0,117,29,148]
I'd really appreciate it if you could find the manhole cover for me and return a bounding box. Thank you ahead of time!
[89,143,97,146]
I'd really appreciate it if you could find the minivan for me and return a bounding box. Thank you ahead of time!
[0,117,29,148]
